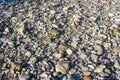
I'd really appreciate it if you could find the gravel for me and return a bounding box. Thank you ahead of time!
[0,0,120,80]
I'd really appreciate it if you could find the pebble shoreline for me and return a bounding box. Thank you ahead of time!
[0,0,120,80]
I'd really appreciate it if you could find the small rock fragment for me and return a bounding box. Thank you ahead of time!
[40,72,48,78]
[83,75,90,80]
[66,48,72,55]
[94,45,103,54]
[28,57,37,64]
[49,29,59,35]
[112,47,120,54]
[19,74,30,80]
[17,26,26,35]
[94,68,103,73]
[55,62,68,74]
[25,51,31,57]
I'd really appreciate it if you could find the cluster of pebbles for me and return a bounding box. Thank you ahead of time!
[0,0,120,80]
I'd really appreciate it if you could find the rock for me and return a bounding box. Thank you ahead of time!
[94,45,103,54]
[88,65,95,69]
[19,74,30,80]
[81,66,88,71]
[83,75,90,80]
[49,29,59,35]
[40,72,48,78]
[69,68,76,74]
[55,62,68,74]
[80,53,87,60]
[50,10,56,14]
[52,24,58,28]
[66,48,72,55]
[17,26,26,35]
[114,61,120,69]
[54,53,62,59]
[11,17,18,23]
[90,54,98,62]
[25,51,31,57]
[112,47,120,54]
[28,57,37,64]
[94,68,103,73]
[71,41,78,48]
[83,71,91,76]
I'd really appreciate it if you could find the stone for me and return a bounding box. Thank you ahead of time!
[25,51,31,57]
[19,74,30,80]
[28,57,37,64]
[55,62,68,74]
[94,68,103,73]
[50,10,56,14]
[49,29,59,35]
[40,72,48,78]
[81,66,88,71]
[54,53,62,59]
[83,75,90,80]
[83,71,91,75]
[71,41,78,48]
[90,54,98,62]
[112,47,120,54]
[94,45,103,54]
[66,48,72,55]
[88,65,95,69]
[17,26,26,35]
[114,61,120,69]
[52,24,58,28]
[69,68,76,74]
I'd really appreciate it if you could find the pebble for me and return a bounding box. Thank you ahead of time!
[28,57,37,64]
[94,68,103,73]
[19,74,30,80]
[25,51,31,57]
[90,54,98,62]
[49,29,59,35]
[114,61,120,69]
[81,66,89,71]
[55,62,68,74]
[94,45,103,54]
[40,72,48,78]
[66,48,73,55]
[88,65,95,69]
[69,68,76,74]
[71,41,78,48]
[112,47,120,54]
[83,71,91,76]
[54,53,62,59]
[83,75,90,80]
[17,26,26,35]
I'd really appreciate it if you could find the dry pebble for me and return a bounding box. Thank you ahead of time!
[0,0,120,79]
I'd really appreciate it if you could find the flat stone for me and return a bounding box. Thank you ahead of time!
[25,51,31,57]
[94,45,103,54]
[49,29,59,35]
[112,47,120,54]
[90,54,98,62]
[66,48,72,55]
[28,57,37,64]
[40,72,48,78]
[19,74,30,80]
[83,75,90,80]
[114,61,120,69]
[94,68,103,73]
[55,62,68,74]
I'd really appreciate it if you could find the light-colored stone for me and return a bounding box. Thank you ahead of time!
[55,62,68,74]
[40,72,48,78]
[66,48,72,55]
[25,51,31,57]
[94,68,103,73]
[90,54,98,62]
[114,61,120,69]
[69,68,76,74]
[19,74,30,80]
[83,75,90,80]
[54,53,62,59]
[28,57,37,64]
[94,45,103,54]
[49,29,59,35]
[88,65,95,69]
[17,26,26,35]
[112,47,120,54]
